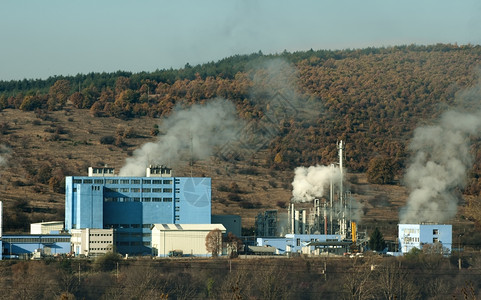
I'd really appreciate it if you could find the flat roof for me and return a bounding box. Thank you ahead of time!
[152,224,226,231]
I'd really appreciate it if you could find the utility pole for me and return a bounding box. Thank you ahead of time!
[78,263,81,284]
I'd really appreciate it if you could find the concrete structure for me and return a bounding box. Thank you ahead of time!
[255,210,278,237]
[257,233,342,255]
[30,221,64,234]
[2,234,71,258]
[398,224,452,254]
[151,224,226,257]
[212,215,241,237]
[71,228,115,257]
[65,166,212,255]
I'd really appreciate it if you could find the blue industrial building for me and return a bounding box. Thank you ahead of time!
[65,166,212,255]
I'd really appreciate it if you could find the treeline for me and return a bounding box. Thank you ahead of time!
[0,253,480,299]
[1,44,481,192]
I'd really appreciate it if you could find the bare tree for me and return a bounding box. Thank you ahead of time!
[206,228,223,257]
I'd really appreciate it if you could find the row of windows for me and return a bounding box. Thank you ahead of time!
[116,241,150,246]
[89,233,112,237]
[106,188,173,193]
[73,179,173,185]
[104,197,173,202]
[3,238,70,243]
[105,224,153,229]
[90,248,111,251]
[90,240,112,243]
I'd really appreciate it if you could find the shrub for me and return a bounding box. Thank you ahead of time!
[100,135,115,145]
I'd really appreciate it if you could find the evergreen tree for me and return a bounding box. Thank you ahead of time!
[369,227,386,251]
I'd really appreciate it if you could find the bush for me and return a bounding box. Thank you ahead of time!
[94,252,122,272]
[100,135,115,145]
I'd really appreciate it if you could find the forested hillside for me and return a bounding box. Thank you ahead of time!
[1,43,481,231]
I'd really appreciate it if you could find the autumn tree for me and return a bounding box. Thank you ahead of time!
[366,156,397,184]
[205,228,223,257]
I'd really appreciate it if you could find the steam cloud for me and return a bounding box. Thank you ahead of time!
[400,80,481,223]
[0,145,10,176]
[119,98,244,176]
[291,165,342,203]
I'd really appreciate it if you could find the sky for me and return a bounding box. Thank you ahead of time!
[1,0,480,81]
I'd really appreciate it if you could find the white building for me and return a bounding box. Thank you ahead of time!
[398,224,452,254]
[257,233,342,255]
[30,221,64,234]
[151,224,226,257]
[71,228,115,257]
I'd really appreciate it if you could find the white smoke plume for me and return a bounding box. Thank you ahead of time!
[400,83,481,223]
[291,165,342,203]
[119,98,244,176]
[0,145,10,177]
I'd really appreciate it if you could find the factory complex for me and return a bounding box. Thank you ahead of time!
[0,141,453,260]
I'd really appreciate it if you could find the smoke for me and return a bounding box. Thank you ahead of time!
[291,165,342,203]
[119,98,244,176]
[400,79,481,223]
[0,145,10,177]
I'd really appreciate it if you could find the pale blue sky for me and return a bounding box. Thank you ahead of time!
[1,0,480,80]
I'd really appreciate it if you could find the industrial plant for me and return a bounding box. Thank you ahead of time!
[0,140,454,259]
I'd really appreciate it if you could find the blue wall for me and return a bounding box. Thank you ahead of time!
[65,176,211,254]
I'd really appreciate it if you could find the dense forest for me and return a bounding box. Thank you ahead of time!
[1,43,481,193]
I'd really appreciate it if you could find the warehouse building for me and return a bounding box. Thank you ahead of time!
[65,166,211,255]
[30,221,64,235]
[151,224,225,257]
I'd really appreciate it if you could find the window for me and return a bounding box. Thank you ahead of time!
[120,188,130,193]
[120,179,130,184]
[73,188,77,192]
[142,179,151,184]
[131,179,140,184]
[83,179,92,184]
[433,238,439,243]
[296,238,301,247]
[143,198,151,202]
[163,188,172,193]
[73,179,82,184]
[164,197,172,202]
[152,198,162,202]
[133,197,140,202]
[106,179,119,184]
[175,188,180,193]
[131,188,140,193]
[94,179,103,184]
[152,188,162,193]
[164,179,173,184]
[152,180,162,184]
[142,188,151,193]
[142,224,152,228]
[433,229,439,235]
[175,198,180,202]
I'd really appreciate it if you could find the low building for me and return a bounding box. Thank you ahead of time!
[2,234,71,258]
[151,224,226,257]
[71,228,115,257]
[398,224,452,254]
[30,221,64,234]
[257,233,342,255]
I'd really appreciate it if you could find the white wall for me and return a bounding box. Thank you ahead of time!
[399,224,452,254]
